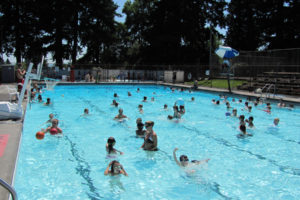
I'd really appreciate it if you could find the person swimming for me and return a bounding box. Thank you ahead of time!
[106,137,123,155]
[44,98,51,106]
[111,99,119,107]
[114,108,127,120]
[273,118,280,126]
[239,115,245,126]
[138,104,144,114]
[136,121,146,137]
[46,113,54,124]
[245,116,254,128]
[104,160,128,176]
[141,121,157,151]
[237,124,252,138]
[44,119,62,135]
[163,104,168,110]
[173,148,209,167]
[232,108,237,117]
[142,96,147,102]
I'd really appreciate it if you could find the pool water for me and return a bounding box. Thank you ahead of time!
[15,85,300,200]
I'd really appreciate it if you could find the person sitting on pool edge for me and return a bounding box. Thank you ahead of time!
[237,124,252,138]
[114,108,127,120]
[104,160,128,176]
[106,137,123,155]
[44,119,62,135]
[173,148,209,167]
[141,121,158,151]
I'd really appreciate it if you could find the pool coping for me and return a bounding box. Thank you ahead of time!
[0,81,299,200]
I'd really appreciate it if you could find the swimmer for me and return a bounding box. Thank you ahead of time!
[163,104,168,110]
[244,102,249,109]
[239,115,245,126]
[191,97,195,101]
[273,118,280,126]
[137,88,140,93]
[245,116,254,128]
[237,124,252,138]
[136,122,146,137]
[211,99,216,104]
[30,88,36,101]
[44,119,62,135]
[232,108,237,117]
[46,113,54,123]
[277,99,285,108]
[232,98,235,102]
[37,94,43,102]
[226,102,231,110]
[287,104,294,110]
[238,99,242,103]
[138,104,144,114]
[173,148,209,167]
[248,106,252,112]
[173,105,181,119]
[128,91,132,96]
[111,99,119,107]
[142,96,147,102]
[151,97,155,101]
[179,105,185,115]
[114,108,127,120]
[106,137,123,155]
[44,98,51,106]
[104,160,128,176]
[82,108,89,115]
[113,93,118,98]
[141,121,157,151]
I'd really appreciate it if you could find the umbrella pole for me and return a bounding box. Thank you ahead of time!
[227,73,232,93]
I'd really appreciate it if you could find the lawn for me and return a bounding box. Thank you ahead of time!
[185,79,248,89]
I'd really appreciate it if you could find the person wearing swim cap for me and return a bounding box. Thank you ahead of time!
[44,119,62,135]
[106,137,123,155]
[104,160,128,176]
[141,121,157,151]
[173,148,209,167]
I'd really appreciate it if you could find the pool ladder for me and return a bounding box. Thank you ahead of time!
[260,83,276,101]
[0,178,18,200]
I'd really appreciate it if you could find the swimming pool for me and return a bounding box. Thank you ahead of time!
[15,85,300,200]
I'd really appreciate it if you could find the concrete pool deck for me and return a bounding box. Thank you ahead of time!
[0,82,299,200]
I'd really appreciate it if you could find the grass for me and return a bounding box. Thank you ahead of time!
[185,79,248,89]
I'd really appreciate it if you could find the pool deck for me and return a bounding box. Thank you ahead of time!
[0,82,299,200]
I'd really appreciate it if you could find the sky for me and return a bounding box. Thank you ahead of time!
[3,0,226,64]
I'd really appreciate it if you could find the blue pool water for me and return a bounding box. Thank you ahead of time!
[15,85,300,200]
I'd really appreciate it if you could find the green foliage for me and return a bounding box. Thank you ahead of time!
[226,0,300,50]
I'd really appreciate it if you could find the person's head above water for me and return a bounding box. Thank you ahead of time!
[274,118,280,126]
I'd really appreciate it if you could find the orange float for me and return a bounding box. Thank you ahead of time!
[36,131,45,140]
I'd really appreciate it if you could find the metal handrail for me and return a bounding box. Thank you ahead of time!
[260,83,276,99]
[0,178,18,200]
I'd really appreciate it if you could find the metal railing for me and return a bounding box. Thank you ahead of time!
[0,178,18,200]
[261,83,276,99]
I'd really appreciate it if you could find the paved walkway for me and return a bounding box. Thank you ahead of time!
[0,83,27,200]
[0,82,299,200]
